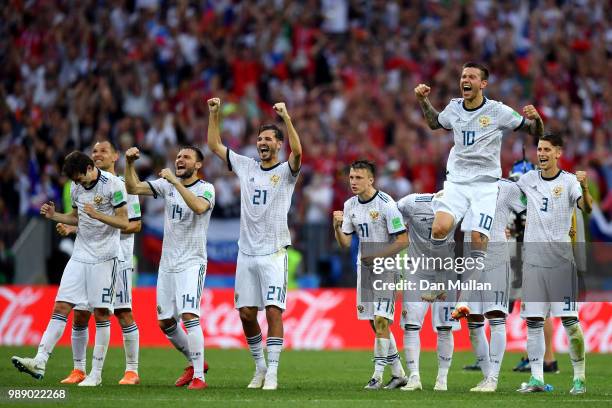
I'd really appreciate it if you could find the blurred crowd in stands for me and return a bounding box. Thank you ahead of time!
[0,0,610,282]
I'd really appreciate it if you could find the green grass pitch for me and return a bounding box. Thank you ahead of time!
[0,347,610,407]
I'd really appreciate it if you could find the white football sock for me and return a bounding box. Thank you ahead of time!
[91,320,111,377]
[387,331,404,377]
[266,337,283,377]
[184,319,205,380]
[35,313,68,366]
[526,319,545,382]
[488,318,506,379]
[562,318,585,381]
[436,327,454,380]
[71,324,88,372]
[403,325,421,376]
[468,321,491,378]
[246,333,267,371]
[122,323,139,373]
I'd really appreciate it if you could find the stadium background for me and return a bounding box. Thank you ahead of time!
[0,1,610,352]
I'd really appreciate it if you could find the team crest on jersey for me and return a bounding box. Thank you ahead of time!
[234,293,239,303]
[270,174,280,186]
[357,305,365,313]
[479,115,491,128]
[369,211,379,221]
[156,305,162,314]
[93,195,103,206]
[552,185,563,198]
[402,310,407,318]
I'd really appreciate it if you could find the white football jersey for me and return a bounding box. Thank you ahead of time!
[438,98,524,182]
[228,149,298,256]
[464,179,525,266]
[397,193,455,260]
[147,178,215,272]
[71,169,127,264]
[119,176,141,269]
[342,190,406,263]
[517,170,582,267]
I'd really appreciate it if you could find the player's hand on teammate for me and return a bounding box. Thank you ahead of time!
[576,170,588,189]
[56,223,76,236]
[333,211,343,230]
[273,102,290,120]
[40,201,56,219]
[207,97,221,113]
[126,147,140,163]
[83,203,99,219]
[522,105,541,121]
[414,84,431,101]
[159,168,179,185]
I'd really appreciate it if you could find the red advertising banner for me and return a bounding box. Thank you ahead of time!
[1,286,611,352]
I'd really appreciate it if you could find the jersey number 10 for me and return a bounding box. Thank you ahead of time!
[462,130,475,146]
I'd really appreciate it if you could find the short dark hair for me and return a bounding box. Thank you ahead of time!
[539,132,564,148]
[350,160,376,178]
[462,62,489,80]
[63,151,94,179]
[180,145,204,162]
[93,139,118,152]
[258,124,284,141]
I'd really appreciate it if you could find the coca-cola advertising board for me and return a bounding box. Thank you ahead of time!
[1,286,610,352]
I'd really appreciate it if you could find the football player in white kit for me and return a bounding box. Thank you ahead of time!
[414,62,544,318]
[396,192,461,392]
[56,140,142,386]
[333,160,409,390]
[462,179,525,392]
[12,151,129,386]
[515,133,592,394]
[207,97,301,390]
[125,145,215,390]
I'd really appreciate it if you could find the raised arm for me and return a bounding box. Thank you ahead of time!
[124,147,154,195]
[333,210,352,248]
[207,97,228,162]
[159,169,211,215]
[576,171,592,214]
[273,102,302,173]
[414,84,442,130]
[520,105,544,137]
[41,202,79,226]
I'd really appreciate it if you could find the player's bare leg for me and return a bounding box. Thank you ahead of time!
[12,301,72,380]
[159,318,199,387]
[61,309,90,384]
[115,309,140,385]
[78,308,112,386]
[240,306,268,389]
[263,306,284,390]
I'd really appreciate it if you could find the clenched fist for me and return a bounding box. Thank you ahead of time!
[126,147,140,163]
[159,168,179,185]
[414,84,431,100]
[333,210,344,229]
[273,102,290,120]
[522,105,541,121]
[208,97,221,113]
